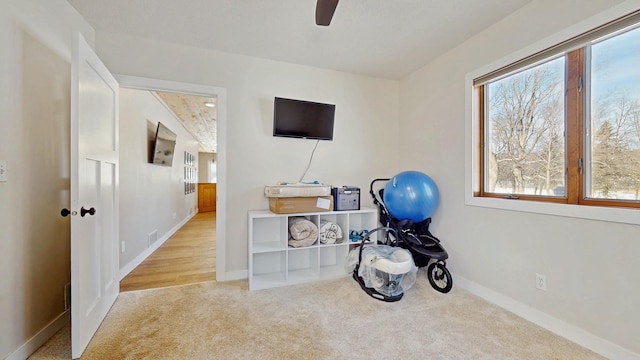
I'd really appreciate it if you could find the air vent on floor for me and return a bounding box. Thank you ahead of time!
[148,230,158,247]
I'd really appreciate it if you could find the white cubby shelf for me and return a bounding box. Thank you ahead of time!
[248,207,378,290]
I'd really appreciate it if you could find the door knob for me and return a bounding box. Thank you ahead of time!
[81,207,96,217]
[61,208,71,217]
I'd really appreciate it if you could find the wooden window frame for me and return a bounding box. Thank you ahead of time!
[476,30,640,209]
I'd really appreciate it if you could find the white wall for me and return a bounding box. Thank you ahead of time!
[0,0,93,358]
[94,32,401,275]
[118,88,200,269]
[7,0,637,358]
[400,0,640,357]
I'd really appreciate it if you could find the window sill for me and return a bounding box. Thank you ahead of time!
[465,195,640,226]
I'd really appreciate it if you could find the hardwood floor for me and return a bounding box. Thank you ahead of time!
[120,211,216,292]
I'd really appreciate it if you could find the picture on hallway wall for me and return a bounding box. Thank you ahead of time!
[184,151,196,194]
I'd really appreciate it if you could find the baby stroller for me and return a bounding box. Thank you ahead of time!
[370,178,453,293]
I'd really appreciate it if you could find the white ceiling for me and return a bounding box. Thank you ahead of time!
[67,0,531,80]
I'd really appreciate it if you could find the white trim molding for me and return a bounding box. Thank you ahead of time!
[114,74,228,283]
[221,270,248,282]
[454,275,640,360]
[5,311,70,360]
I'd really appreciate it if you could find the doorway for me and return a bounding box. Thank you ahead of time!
[115,75,227,289]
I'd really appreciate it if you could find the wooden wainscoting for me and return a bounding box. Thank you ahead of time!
[198,183,216,212]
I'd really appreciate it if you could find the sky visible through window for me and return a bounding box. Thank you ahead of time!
[589,25,640,199]
[591,26,640,104]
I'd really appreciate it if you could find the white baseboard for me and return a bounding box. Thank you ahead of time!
[119,212,197,280]
[453,274,639,360]
[219,269,247,282]
[5,310,70,360]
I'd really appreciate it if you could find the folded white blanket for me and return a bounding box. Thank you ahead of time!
[288,217,318,248]
[319,220,343,244]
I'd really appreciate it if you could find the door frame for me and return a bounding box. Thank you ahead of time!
[115,75,227,281]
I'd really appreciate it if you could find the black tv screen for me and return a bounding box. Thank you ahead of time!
[152,122,177,166]
[273,97,335,140]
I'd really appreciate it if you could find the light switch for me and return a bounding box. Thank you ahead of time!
[0,161,7,182]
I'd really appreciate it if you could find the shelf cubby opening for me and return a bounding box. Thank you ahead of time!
[252,217,287,252]
[287,247,319,284]
[251,251,287,290]
[319,244,349,278]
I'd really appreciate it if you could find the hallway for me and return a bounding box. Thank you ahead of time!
[120,211,216,291]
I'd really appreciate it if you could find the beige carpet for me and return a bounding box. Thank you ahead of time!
[29,272,604,359]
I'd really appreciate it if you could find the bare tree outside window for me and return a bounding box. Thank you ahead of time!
[589,26,640,200]
[476,14,640,209]
[486,57,565,196]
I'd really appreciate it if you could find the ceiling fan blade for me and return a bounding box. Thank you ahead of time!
[315,0,339,26]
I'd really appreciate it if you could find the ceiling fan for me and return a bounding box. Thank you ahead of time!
[315,0,340,26]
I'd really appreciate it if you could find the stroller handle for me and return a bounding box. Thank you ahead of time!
[369,178,390,197]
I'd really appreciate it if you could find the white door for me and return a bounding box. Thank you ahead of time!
[70,33,120,359]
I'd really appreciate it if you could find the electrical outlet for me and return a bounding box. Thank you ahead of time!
[121,241,125,253]
[536,273,547,291]
[173,212,177,219]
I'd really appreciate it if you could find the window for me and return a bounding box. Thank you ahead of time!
[475,11,640,208]
[587,29,640,201]
[209,159,217,183]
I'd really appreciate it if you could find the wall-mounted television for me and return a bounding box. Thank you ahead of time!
[273,97,335,140]
[152,122,177,166]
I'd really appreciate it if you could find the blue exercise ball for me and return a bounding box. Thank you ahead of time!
[384,171,440,222]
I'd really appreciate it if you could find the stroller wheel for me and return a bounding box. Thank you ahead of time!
[426,262,453,293]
